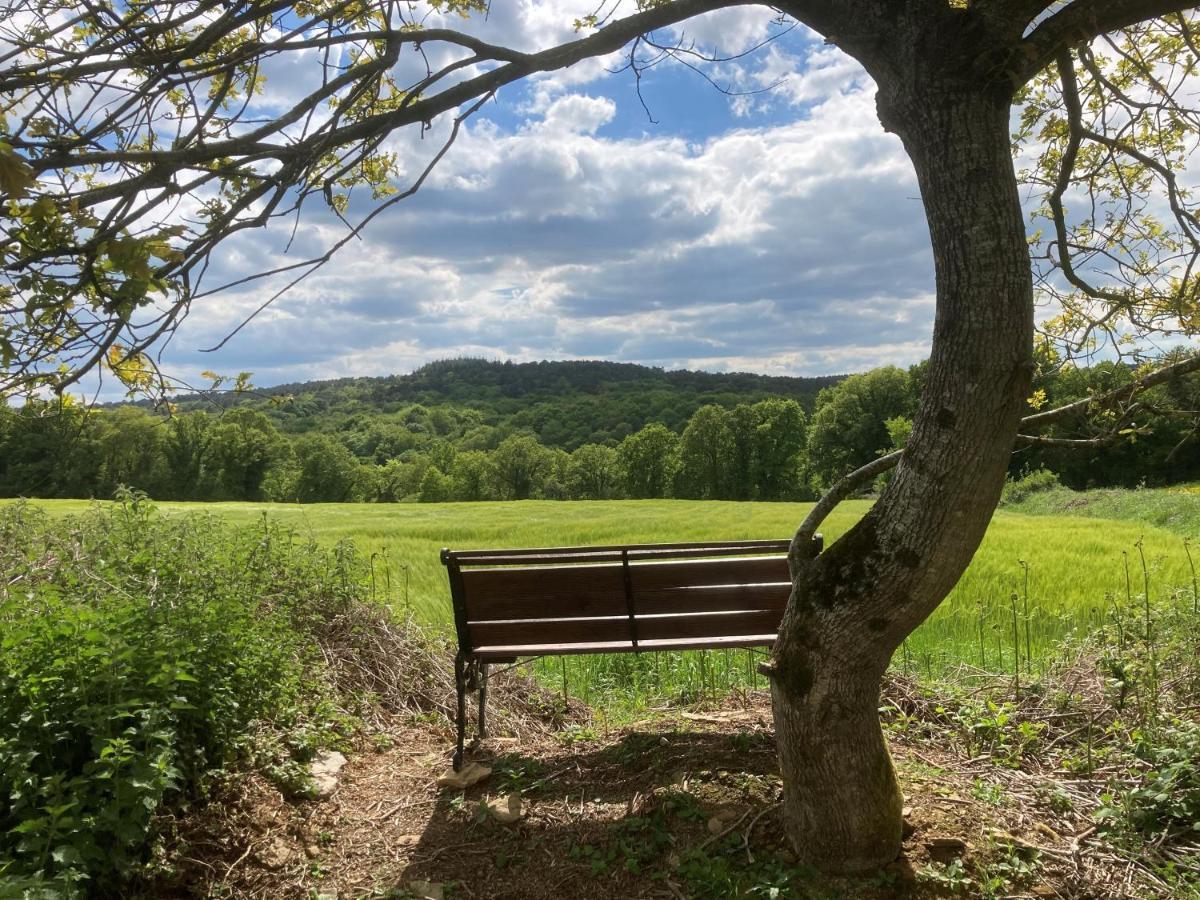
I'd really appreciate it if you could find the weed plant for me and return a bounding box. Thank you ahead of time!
[13,495,1198,715]
[0,493,366,894]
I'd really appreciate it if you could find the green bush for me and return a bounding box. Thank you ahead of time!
[1116,723,1200,837]
[0,494,362,894]
[1000,468,1061,505]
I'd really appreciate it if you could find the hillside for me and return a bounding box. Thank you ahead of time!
[160,358,845,450]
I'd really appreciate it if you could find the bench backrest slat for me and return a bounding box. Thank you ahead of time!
[444,539,802,656]
[444,539,790,567]
[459,556,789,622]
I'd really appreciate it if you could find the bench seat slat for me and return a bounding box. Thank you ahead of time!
[470,633,777,659]
[459,563,624,612]
[467,608,782,648]
[631,556,790,592]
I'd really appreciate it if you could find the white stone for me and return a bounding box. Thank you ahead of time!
[310,750,348,798]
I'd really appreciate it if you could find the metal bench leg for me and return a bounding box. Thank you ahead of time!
[453,652,467,771]
[476,663,489,742]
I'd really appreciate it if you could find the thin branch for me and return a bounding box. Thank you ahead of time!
[796,352,1200,549]
[1017,0,1200,84]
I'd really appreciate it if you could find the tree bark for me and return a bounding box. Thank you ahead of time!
[770,72,1034,873]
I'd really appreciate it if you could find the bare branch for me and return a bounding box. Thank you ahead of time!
[796,352,1200,547]
[1018,0,1200,83]
[792,450,901,553]
[1021,351,1200,429]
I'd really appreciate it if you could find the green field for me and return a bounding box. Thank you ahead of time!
[14,496,1200,703]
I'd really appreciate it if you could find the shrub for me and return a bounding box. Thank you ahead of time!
[1108,723,1200,837]
[0,493,361,894]
[1000,468,1061,505]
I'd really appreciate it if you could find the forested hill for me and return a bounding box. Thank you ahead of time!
[161,358,845,450]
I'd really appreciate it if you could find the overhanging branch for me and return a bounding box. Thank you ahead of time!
[1017,0,1200,84]
[795,351,1200,548]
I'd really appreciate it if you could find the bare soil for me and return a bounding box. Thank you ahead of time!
[145,689,1134,900]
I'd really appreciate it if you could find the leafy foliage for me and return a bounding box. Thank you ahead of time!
[1017,15,1200,360]
[0,493,365,892]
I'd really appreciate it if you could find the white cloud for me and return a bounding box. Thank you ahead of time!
[156,6,937,389]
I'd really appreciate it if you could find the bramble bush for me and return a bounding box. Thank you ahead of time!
[0,492,365,895]
[1000,468,1061,505]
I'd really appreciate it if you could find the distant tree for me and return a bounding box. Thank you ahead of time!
[0,399,99,498]
[457,424,507,452]
[293,433,360,503]
[489,435,554,501]
[94,406,166,497]
[426,439,458,475]
[374,459,416,502]
[343,422,418,463]
[751,399,808,501]
[449,451,493,501]
[728,404,760,501]
[540,448,572,500]
[678,405,735,499]
[884,416,913,451]
[617,424,680,499]
[1020,354,1200,487]
[806,367,916,488]
[203,410,287,501]
[418,466,453,503]
[162,412,211,500]
[568,444,621,500]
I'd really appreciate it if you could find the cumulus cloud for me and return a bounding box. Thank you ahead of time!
[160,3,937,389]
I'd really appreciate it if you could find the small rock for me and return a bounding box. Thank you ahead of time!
[437,762,492,790]
[408,882,444,900]
[256,837,292,870]
[305,844,321,859]
[310,750,348,799]
[706,805,744,834]
[926,836,968,863]
[484,793,525,825]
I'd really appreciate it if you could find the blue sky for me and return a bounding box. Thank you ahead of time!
[158,3,936,392]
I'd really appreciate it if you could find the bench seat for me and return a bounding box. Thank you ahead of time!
[440,538,808,769]
[470,632,779,660]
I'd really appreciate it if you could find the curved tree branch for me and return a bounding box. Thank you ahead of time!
[1017,0,1200,83]
[796,351,1200,547]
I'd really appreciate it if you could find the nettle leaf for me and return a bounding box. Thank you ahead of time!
[0,142,36,200]
[104,346,156,395]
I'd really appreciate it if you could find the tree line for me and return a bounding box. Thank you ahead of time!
[2,359,1197,504]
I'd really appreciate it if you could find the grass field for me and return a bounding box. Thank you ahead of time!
[14,495,1200,707]
[1006,484,1200,537]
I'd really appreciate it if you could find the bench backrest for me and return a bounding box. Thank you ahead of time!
[442,540,805,658]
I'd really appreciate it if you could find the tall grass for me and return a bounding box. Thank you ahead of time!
[1006,484,1200,536]
[0,496,366,893]
[14,496,1200,711]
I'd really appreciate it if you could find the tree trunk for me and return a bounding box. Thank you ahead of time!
[770,79,1034,873]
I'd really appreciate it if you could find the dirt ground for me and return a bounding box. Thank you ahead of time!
[145,686,1148,900]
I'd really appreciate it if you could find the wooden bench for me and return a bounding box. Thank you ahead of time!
[440,537,820,770]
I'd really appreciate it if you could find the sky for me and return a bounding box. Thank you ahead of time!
[155,2,938,392]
